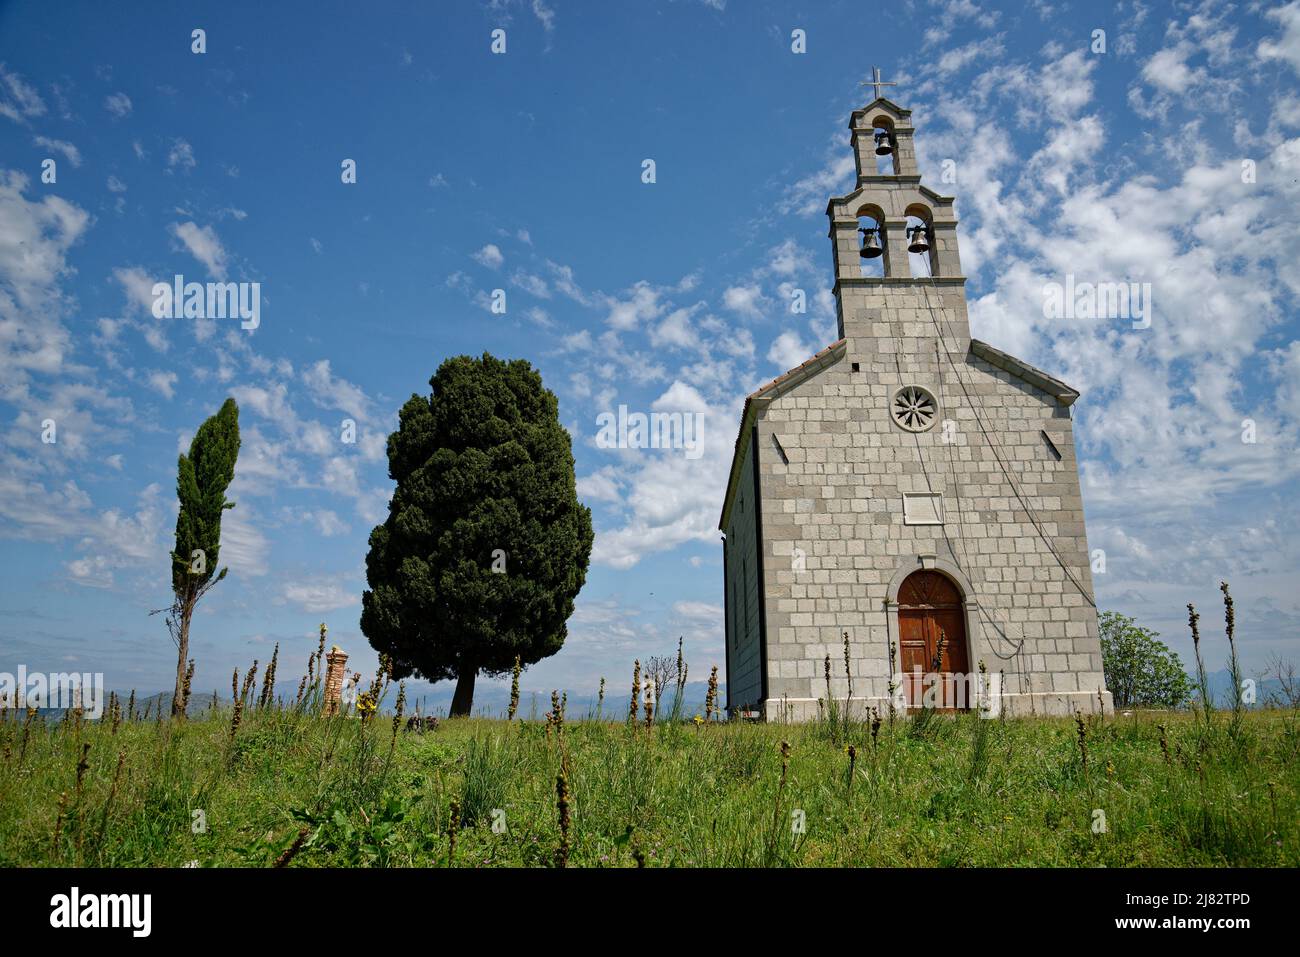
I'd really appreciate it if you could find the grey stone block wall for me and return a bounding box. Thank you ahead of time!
[752,278,1107,718]
[723,434,763,712]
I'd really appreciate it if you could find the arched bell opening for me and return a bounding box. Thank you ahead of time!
[904,204,938,278]
[871,118,897,175]
[855,204,886,278]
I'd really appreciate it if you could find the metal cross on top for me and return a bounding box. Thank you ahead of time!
[861,66,897,100]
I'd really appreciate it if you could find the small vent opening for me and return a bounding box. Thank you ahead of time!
[770,433,790,465]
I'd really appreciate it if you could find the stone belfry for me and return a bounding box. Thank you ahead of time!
[718,79,1111,721]
[826,95,970,369]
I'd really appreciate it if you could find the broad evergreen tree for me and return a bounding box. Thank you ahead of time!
[361,354,593,716]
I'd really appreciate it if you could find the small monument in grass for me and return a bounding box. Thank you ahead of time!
[323,645,348,716]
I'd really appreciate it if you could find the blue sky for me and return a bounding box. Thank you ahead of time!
[1,0,1298,706]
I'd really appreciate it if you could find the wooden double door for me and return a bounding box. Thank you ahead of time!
[897,571,971,710]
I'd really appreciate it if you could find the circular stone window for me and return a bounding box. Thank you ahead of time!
[891,385,938,432]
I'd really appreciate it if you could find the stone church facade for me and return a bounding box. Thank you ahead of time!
[720,97,1112,721]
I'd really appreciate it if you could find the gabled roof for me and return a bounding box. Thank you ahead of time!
[970,339,1080,405]
[718,339,847,531]
[825,181,956,216]
[853,97,911,119]
[717,337,1080,532]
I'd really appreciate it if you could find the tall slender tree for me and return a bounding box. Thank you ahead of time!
[162,398,240,717]
[361,354,593,716]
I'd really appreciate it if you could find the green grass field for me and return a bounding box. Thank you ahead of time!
[3,692,1297,868]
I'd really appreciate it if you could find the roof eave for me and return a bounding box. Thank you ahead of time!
[970,338,1080,406]
[718,339,846,530]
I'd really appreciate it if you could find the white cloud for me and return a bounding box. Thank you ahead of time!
[650,306,699,350]
[104,92,132,117]
[65,553,114,589]
[766,330,812,371]
[1125,5,1242,119]
[33,136,81,167]
[604,281,664,330]
[146,370,178,399]
[281,579,359,612]
[722,284,766,320]
[220,504,270,577]
[230,382,295,424]
[532,0,556,31]
[672,600,721,620]
[717,324,755,359]
[547,260,592,305]
[1259,1,1300,73]
[763,239,815,278]
[1142,43,1203,94]
[109,265,168,352]
[112,265,156,313]
[1,477,164,589]
[934,35,1004,77]
[781,152,855,217]
[307,509,349,537]
[0,64,45,123]
[510,271,550,298]
[168,221,227,278]
[588,380,735,569]
[0,171,91,389]
[578,465,623,504]
[472,243,504,269]
[564,332,595,356]
[166,138,196,172]
[524,305,554,328]
[301,359,371,420]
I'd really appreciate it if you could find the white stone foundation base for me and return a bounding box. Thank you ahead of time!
[749,689,1114,723]
[1000,690,1114,718]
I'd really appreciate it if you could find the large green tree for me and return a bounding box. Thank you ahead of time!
[361,354,593,716]
[165,397,241,717]
[1099,611,1192,709]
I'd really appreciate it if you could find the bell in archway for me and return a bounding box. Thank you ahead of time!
[859,227,883,259]
[907,224,931,254]
[874,130,893,155]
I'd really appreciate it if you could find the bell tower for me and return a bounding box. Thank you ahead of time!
[826,85,968,365]
[721,72,1109,723]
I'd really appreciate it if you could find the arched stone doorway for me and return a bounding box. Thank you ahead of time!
[897,569,972,710]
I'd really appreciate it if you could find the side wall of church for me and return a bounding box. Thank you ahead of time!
[753,308,1105,718]
[723,433,764,712]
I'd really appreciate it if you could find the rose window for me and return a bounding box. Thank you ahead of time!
[891,385,938,432]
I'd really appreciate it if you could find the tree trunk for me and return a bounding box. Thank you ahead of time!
[171,600,193,718]
[449,663,477,717]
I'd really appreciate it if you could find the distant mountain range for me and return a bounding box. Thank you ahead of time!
[404,679,726,720]
[24,666,1293,720]
[68,679,728,721]
[1200,668,1290,709]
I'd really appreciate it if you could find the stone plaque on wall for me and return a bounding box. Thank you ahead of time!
[902,492,943,525]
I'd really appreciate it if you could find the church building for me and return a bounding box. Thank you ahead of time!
[719,90,1112,720]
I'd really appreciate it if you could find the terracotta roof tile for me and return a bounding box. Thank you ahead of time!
[746,337,847,401]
